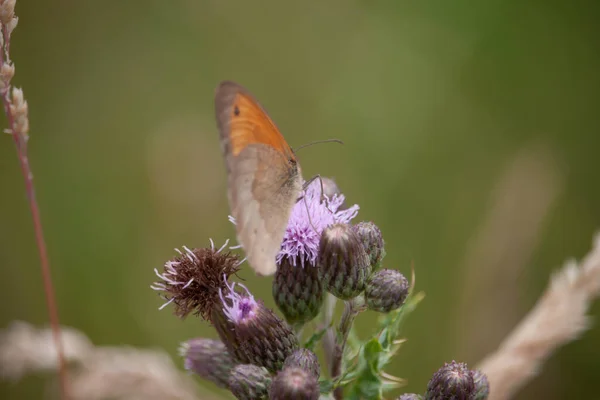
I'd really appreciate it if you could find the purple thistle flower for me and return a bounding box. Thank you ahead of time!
[219,279,258,324]
[277,179,359,268]
[218,277,298,372]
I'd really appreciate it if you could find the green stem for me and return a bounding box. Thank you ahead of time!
[322,293,337,370]
[331,295,366,400]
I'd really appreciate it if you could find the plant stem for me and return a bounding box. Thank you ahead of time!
[331,295,366,400]
[322,293,337,371]
[1,24,69,400]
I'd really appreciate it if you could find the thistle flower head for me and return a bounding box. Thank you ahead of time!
[365,269,409,313]
[220,280,258,324]
[219,280,299,372]
[425,361,475,400]
[269,366,319,400]
[318,223,371,300]
[228,364,272,400]
[470,369,490,400]
[283,348,320,379]
[151,240,241,320]
[273,257,324,325]
[179,338,235,388]
[277,179,359,268]
[353,221,385,268]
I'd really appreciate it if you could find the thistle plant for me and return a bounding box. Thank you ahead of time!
[151,178,487,400]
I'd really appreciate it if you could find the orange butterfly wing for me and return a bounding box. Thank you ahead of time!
[215,81,302,275]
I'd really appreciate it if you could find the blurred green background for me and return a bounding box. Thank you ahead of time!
[1,0,599,398]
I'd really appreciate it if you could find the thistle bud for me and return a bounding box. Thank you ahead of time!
[353,221,385,269]
[269,367,319,400]
[470,369,490,400]
[397,395,423,400]
[425,361,475,400]
[228,364,272,400]
[221,281,299,373]
[318,223,370,300]
[273,257,324,326]
[365,269,409,313]
[283,348,320,379]
[179,338,235,388]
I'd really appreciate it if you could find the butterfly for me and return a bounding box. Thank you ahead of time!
[215,81,303,276]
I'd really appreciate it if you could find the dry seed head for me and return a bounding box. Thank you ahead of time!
[9,86,28,137]
[0,0,15,26]
[0,61,14,91]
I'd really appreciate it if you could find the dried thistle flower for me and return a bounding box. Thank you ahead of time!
[283,348,320,379]
[179,338,235,389]
[269,366,319,400]
[228,364,272,400]
[318,223,370,300]
[272,256,324,326]
[425,361,475,400]
[220,281,298,372]
[151,240,240,320]
[353,221,385,269]
[365,269,409,313]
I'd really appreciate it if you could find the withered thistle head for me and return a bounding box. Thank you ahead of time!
[273,257,324,326]
[228,364,272,400]
[221,281,299,373]
[425,361,475,400]
[365,269,409,313]
[353,221,385,269]
[283,348,320,379]
[470,369,490,400]
[151,241,240,320]
[269,366,319,400]
[318,223,370,300]
[179,338,235,388]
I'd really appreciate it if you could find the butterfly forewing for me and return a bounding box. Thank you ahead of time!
[214,81,302,275]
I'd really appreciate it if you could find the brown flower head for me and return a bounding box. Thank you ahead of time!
[151,240,240,320]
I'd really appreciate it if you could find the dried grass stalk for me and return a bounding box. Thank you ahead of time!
[477,232,600,400]
[0,321,205,400]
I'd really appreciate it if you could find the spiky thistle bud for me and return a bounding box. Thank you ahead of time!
[151,241,240,320]
[365,269,409,313]
[425,361,475,400]
[283,348,320,379]
[228,364,272,400]
[221,281,299,372]
[470,369,490,400]
[273,257,324,326]
[179,338,235,388]
[269,367,319,400]
[397,395,423,400]
[353,221,385,269]
[318,223,370,300]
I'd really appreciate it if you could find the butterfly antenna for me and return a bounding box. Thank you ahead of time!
[302,194,319,234]
[293,138,343,153]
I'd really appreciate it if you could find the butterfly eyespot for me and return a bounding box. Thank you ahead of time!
[233,106,240,116]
